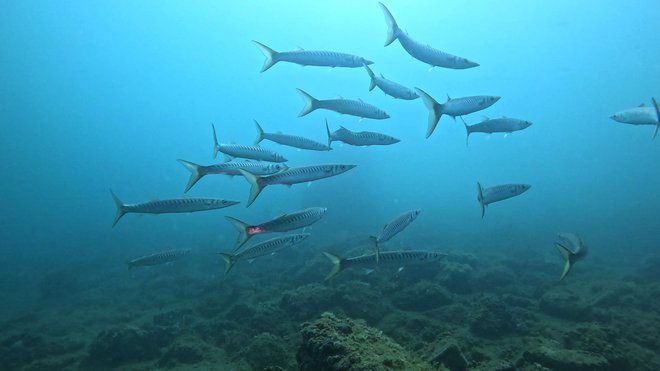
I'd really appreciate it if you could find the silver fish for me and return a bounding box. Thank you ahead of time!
[370,209,421,261]
[364,64,418,100]
[379,3,479,70]
[178,159,287,193]
[127,249,191,270]
[111,191,239,227]
[218,233,310,274]
[226,207,327,249]
[326,120,399,147]
[417,88,500,138]
[323,250,447,280]
[253,41,373,72]
[254,120,331,151]
[462,117,532,146]
[555,232,588,281]
[610,99,660,139]
[297,89,390,120]
[212,124,287,162]
[476,182,531,218]
[238,164,356,207]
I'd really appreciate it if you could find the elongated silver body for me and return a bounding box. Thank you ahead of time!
[610,101,660,140]
[323,250,447,279]
[178,159,287,193]
[211,124,287,162]
[254,121,330,151]
[225,207,327,249]
[476,182,531,218]
[364,65,418,100]
[218,233,310,273]
[416,88,500,138]
[297,89,390,120]
[111,191,239,227]
[463,117,532,145]
[253,41,373,72]
[128,249,191,270]
[372,209,420,245]
[238,164,356,207]
[326,121,399,147]
[379,3,478,69]
[610,106,657,125]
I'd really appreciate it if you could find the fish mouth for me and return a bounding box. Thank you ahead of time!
[225,200,241,206]
[364,59,374,65]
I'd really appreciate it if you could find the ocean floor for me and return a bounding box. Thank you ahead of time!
[2,240,659,371]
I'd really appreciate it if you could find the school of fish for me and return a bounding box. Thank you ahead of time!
[110,2,657,281]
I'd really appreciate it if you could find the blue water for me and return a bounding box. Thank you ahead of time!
[1,0,659,369]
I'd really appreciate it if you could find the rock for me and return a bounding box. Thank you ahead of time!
[437,259,474,294]
[81,326,174,369]
[157,344,204,368]
[391,280,452,311]
[0,333,44,369]
[334,281,389,323]
[238,332,293,370]
[469,296,517,338]
[280,283,337,320]
[153,309,192,327]
[539,290,593,321]
[429,343,468,371]
[297,312,435,371]
[521,342,610,371]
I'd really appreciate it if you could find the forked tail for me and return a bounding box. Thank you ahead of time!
[253,41,279,72]
[652,97,659,140]
[211,123,220,159]
[177,159,205,193]
[218,253,237,274]
[415,88,443,139]
[378,2,400,46]
[297,88,319,117]
[110,190,127,227]
[476,182,486,218]
[254,120,265,145]
[225,216,252,250]
[364,63,377,91]
[322,252,346,280]
[555,243,573,281]
[238,169,265,207]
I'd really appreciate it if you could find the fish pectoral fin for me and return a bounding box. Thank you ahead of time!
[362,268,375,275]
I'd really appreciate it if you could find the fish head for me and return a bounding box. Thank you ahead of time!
[519,184,532,193]
[609,111,624,122]
[276,154,288,162]
[295,233,311,243]
[271,163,288,172]
[359,56,374,65]
[519,120,533,129]
[411,209,422,219]
[376,109,390,119]
[489,96,501,105]
[221,199,240,207]
[332,164,357,174]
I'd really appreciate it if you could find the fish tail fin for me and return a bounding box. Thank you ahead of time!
[322,252,346,280]
[476,182,486,218]
[238,169,264,207]
[254,120,265,145]
[415,88,443,138]
[652,97,660,140]
[378,2,399,46]
[211,123,220,159]
[297,88,318,117]
[325,119,333,148]
[110,190,127,227]
[126,260,134,270]
[177,159,204,193]
[555,243,573,281]
[364,64,376,91]
[217,253,237,274]
[225,216,251,250]
[460,117,471,147]
[369,235,380,263]
[252,40,278,72]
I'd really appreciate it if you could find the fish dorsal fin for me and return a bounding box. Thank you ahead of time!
[481,115,490,121]
[446,94,452,100]
[380,73,385,79]
[296,46,305,51]
[276,130,283,134]
[358,98,364,103]
[639,103,646,107]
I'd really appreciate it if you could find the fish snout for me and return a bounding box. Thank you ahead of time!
[363,59,374,65]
